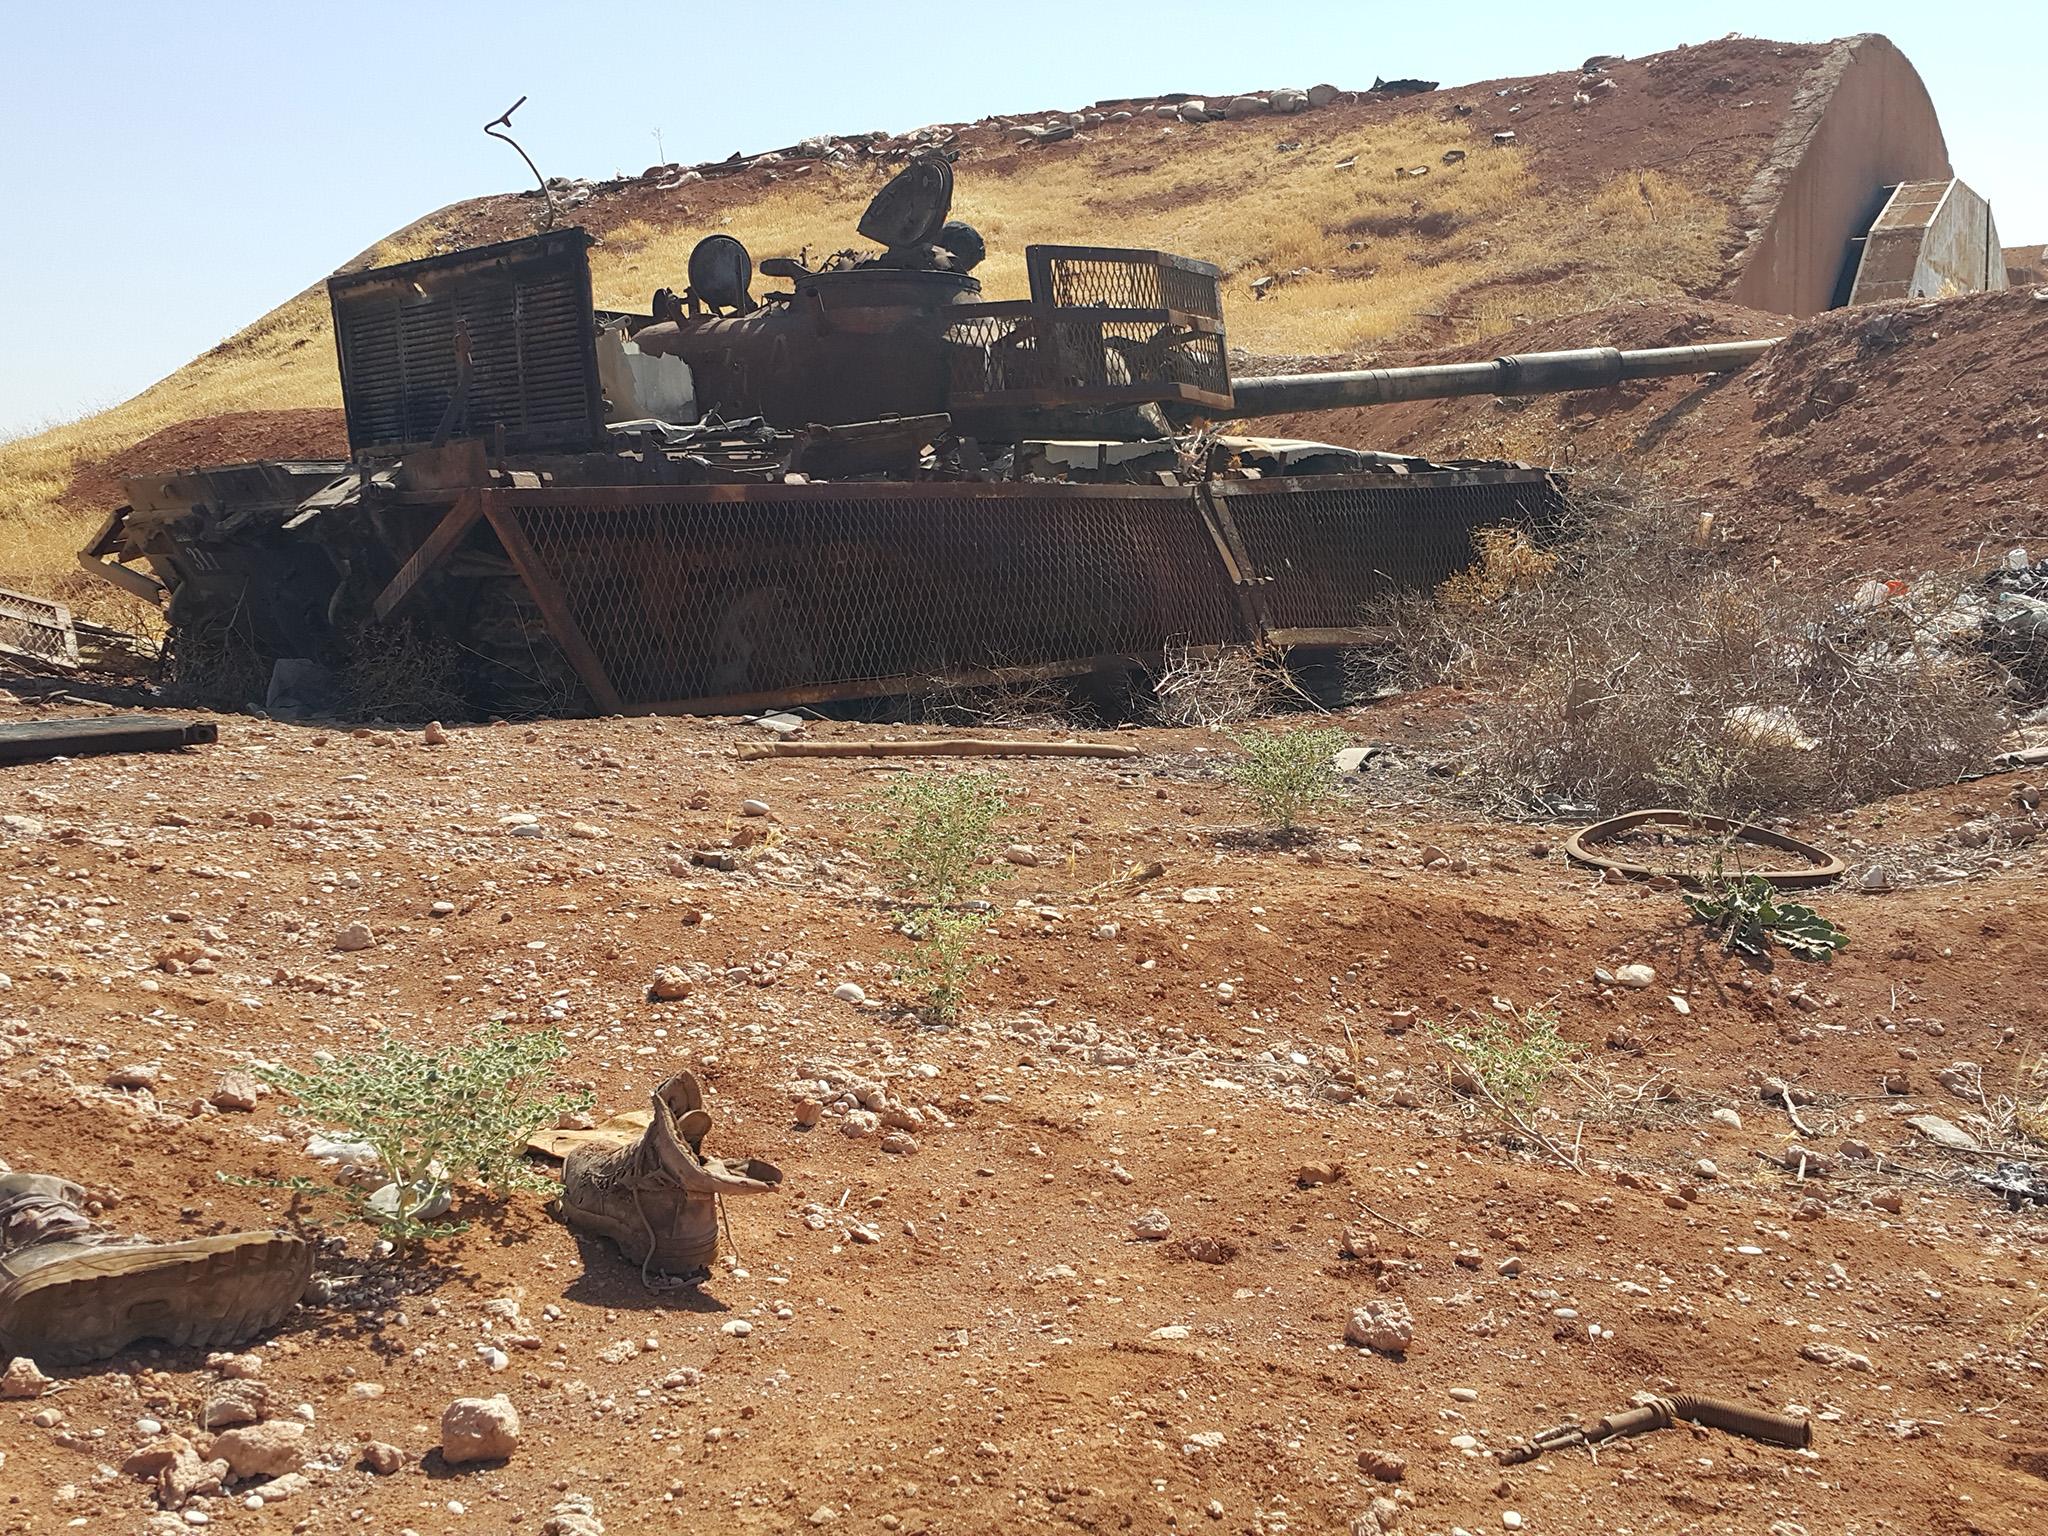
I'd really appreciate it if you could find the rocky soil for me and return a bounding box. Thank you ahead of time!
[0,697,2043,1535]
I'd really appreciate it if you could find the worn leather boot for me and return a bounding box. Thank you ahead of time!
[0,1173,312,1366]
[556,1072,782,1286]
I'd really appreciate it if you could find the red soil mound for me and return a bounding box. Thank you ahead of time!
[1273,286,2048,575]
[64,408,347,512]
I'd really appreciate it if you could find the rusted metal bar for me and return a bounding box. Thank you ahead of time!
[0,716,217,766]
[371,493,483,623]
[631,657,1131,719]
[1502,1393,1811,1466]
[479,495,626,715]
[1191,482,1271,640]
[737,738,1140,761]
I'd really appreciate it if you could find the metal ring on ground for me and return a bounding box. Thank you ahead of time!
[1562,809,1846,889]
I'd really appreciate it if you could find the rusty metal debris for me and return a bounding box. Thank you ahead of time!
[1502,1393,1811,1465]
[1563,810,1846,888]
[0,587,80,669]
[485,96,556,232]
[736,737,1140,762]
[77,160,1784,719]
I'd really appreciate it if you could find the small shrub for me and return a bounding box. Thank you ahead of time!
[1429,1005,1584,1168]
[336,620,468,723]
[861,772,1010,1021]
[1435,526,1558,608]
[898,907,992,1024]
[1429,1006,1581,1110]
[910,672,1077,730]
[1683,874,1847,960]
[163,615,270,711]
[254,1024,589,1243]
[1227,725,1350,830]
[861,771,1010,905]
[1151,645,1288,727]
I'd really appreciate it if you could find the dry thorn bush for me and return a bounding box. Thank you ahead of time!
[162,615,270,712]
[1150,644,1290,727]
[909,671,1079,730]
[337,621,470,724]
[1372,485,2011,815]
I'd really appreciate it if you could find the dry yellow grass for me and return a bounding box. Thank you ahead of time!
[594,117,1538,357]
[0,123,1733,613]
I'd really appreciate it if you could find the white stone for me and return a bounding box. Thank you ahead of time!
[1345,1297,1414,1354]
[0,1357,51,1398]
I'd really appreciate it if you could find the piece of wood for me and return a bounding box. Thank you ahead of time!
[738,738,1140,762]
[0,716,217,766]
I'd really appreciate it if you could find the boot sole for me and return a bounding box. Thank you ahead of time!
[0,1233,312,1366]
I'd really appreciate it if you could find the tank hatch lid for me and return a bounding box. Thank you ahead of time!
[858,158,953,252]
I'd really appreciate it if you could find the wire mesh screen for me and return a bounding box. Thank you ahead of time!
[0,588,78,669]
[945,310,1229,405]
[1212,472,1567,632]
[1026,245,1225,320]
[487,484,1246,709]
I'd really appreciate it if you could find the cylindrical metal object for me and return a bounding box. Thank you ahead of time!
[1224,339,1779,417]
[1663,1394,1813,1451]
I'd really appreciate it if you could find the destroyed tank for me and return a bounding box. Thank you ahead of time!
[81,158,1774,718]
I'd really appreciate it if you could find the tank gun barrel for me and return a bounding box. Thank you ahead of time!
[1224,339,1779,418]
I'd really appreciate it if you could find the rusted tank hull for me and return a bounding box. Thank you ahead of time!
[90,468,1561,716]
[411,470,1563,713]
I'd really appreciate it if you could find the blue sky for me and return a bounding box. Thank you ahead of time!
[1,1,2041,442]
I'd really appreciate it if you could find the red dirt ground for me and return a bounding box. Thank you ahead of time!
[61,410,349,518]
[0,700,2042,1535]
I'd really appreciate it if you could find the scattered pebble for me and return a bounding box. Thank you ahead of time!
[1130,1208,1173,1240]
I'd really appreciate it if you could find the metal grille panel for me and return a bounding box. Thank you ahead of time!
[329,230,602,457]
[487,484,1245,711]
[945,309,1229,408]
[1026,245,1225,319]
[0,588,78,669]
[1213,472,1565,634]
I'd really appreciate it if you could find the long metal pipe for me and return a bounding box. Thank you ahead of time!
[1224,340,1780,418]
